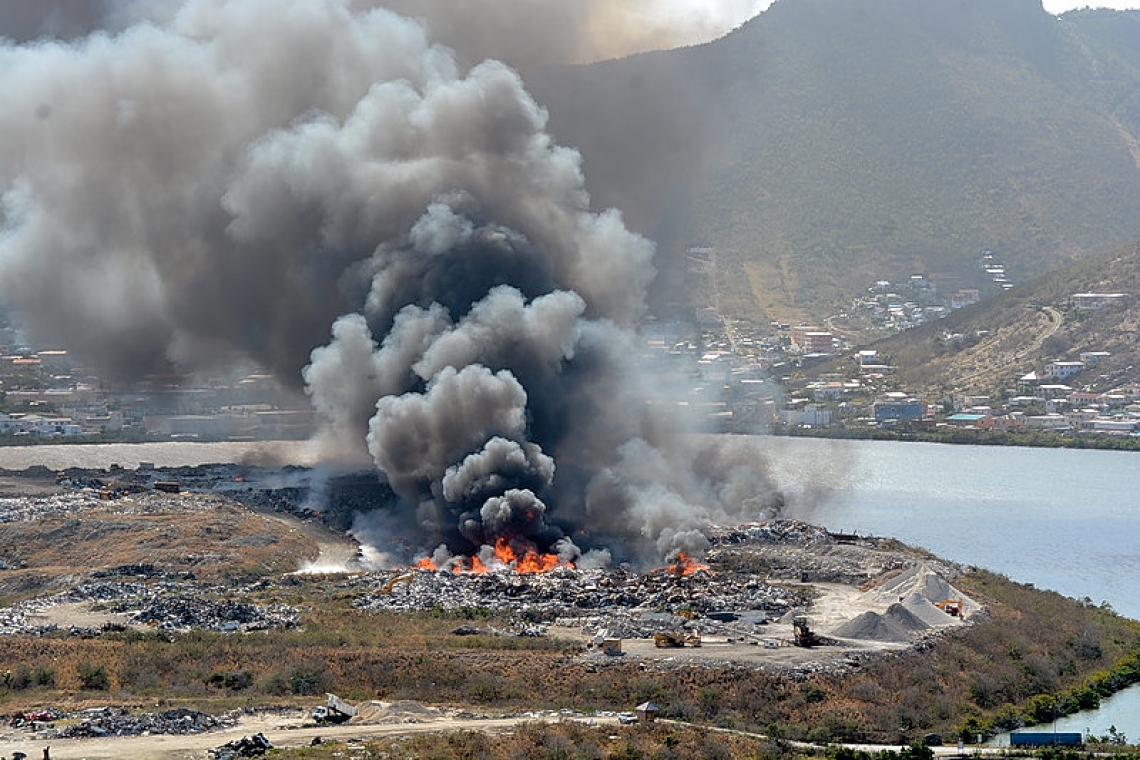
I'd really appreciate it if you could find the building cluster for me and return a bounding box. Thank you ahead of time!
[666,278,1140,440]
[0,322,314,441]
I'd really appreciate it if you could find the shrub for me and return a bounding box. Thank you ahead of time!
[33,666,56,687]
[287,666,328,696]
[76,661,111,690]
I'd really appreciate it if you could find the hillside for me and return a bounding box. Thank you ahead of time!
[527,0,1140,325]
[814,237,1140,396]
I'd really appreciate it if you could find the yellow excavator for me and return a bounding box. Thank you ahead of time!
[379,573,414,594]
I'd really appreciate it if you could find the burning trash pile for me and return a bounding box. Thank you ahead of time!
[0,581,299,636]
[351,550,805,639]
[346,519,969,649]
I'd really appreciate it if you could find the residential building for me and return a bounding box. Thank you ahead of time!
[1046,361,1085,380]
[1070,293,1127,310]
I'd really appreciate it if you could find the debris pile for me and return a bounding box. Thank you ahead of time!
[0,493,104,523]
[707,521,926,585]
[57,707,237,738]
[212,732,272,758]
[0,581,299,636]
[125,594,298,632]
[353,565,801,623]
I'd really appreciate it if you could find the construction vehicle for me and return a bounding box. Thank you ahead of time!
[793,616,823,647]
[653,631,702,648]
[934,598,963,616]
[379,573,414,595]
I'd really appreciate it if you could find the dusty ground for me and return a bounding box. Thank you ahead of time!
[1,465,982,758]
[2,708,621,760]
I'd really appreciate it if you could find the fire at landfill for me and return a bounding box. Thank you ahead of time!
[0,0,787,571]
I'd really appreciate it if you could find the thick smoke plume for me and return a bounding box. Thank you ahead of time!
[0,0,783,567]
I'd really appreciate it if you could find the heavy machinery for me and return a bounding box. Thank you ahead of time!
[935,599,963,616]
[793,616,824,647]
[379,573,414,595]
[653,631,702,648]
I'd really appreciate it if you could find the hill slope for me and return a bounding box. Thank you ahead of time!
[815,236,1140,396]
[527,0,1140,324]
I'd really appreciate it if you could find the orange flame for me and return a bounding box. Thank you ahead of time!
[494,536,570,574]
[667,551,711,577]
[414,538,573,575]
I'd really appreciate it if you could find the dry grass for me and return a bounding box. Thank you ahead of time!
[0,493,317,598]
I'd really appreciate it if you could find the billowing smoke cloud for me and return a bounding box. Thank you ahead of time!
[0,0,783,567]
[1,1,768,66]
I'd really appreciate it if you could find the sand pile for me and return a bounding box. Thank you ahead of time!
[351,700,444,724]
[872,565,978,621]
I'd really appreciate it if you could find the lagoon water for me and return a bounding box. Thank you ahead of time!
[2,436,1139,737]
[754,436,1140,741]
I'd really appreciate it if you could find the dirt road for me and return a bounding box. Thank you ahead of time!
[4,711,619,760]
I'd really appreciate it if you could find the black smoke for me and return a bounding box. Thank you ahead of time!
[0,0,783,568]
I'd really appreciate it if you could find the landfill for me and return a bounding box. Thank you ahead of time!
[0,579,299,636]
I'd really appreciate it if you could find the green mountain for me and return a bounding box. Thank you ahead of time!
[526,0,1140,325]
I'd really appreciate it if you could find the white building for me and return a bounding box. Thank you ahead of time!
[1046,361,1085,380]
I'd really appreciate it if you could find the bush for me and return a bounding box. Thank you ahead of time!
[76,661,110,690]
[287,666,328,696]
[34,666,56,687]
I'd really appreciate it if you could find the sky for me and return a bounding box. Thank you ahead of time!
[2,1,1138,65]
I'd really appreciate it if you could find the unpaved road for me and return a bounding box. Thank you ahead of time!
[4,711,619,760]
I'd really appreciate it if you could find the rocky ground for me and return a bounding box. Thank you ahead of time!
[0,462,984,757]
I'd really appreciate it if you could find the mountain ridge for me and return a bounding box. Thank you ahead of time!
[526,0,1140,325]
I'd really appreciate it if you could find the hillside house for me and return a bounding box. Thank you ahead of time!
[1023,414,1069,431]
[946,413,991,428]
[1079,351,1111,365]
[1070,293,1127,310]
[873,399,924,423]
[1046,360,1085,380]
[1090,417,1140,434]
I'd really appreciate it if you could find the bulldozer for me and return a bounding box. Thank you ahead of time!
[653,630,702,648]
